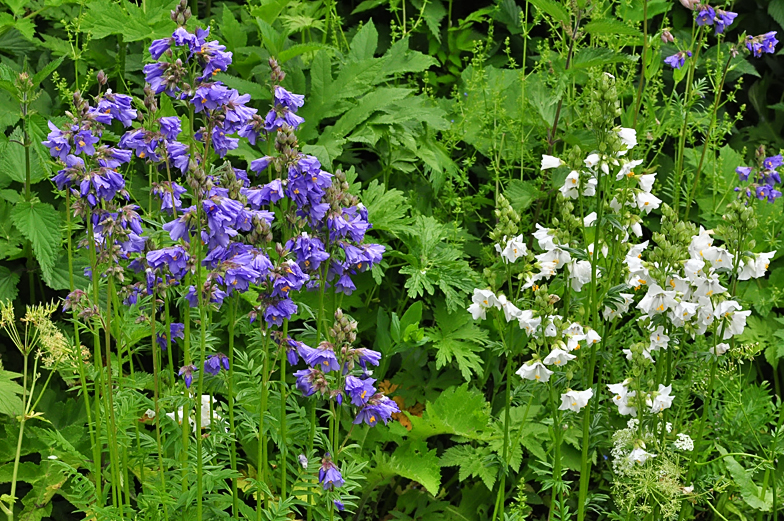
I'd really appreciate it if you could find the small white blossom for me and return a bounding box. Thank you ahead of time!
[144,408,156,419]
[637,284,677,316]
[533,224,556,251]
[496,234,528,264]
[541,154,563,170]
[298,454,309,469]
[737,251,776,280]
[714,300,750,339]
[617,128,638,154]
[628,447,656,465]
[711,342,730,356]
[584,153,600,168]
[608,380,637,416]
[674,433,694,451]
[568,260,593,292]
[544,348,576,367]
[585,329,601,346]
[467,289,499,320]
[516,361,553,383]
[616,159,643,179]
[649,326,670,351]
[517,310,542,337]
[634,191,661,214]
[688,227,714,259]
[583,212,598,227]
[647,384,674,413]
[558,388,594,412]
[536,247,572,267]
[703,247,733,271]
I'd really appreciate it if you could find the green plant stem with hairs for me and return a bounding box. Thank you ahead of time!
[257,323,272,519]
[228,296,239,518]
[280,319,289,500]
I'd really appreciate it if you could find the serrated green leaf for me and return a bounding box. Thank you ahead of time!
[221,5,247,51]
[0,266,20,302]
[0,370,24,417]
[440,444,497,490]
[278,42,327,63]
[506,179,538,212]
[584,19,643,39]
[408,384,491,440]
[362,180,412,236]
[528,0,570,26]
[571,47,635,70]
[427,300,488,381]
[10,200,61,283]
[349,20,378,62]
[769,0,784,31]
[352,0,386,15]
[0,127,48,185]
[215,73,270,101]
[32,56,65,86]
[384,440,441,495]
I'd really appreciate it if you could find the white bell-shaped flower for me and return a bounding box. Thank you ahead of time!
[646,384,674,413]
[559,389,594,412]
[544,348,576,367]
[541,154,563,170]
[637,284,677,316]
[516,360,553,382]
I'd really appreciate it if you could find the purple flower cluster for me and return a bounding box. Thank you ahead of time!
[693,5,737,34]
[319,454,344,490]
[735,154,783,203]
[746,32,779,58]
[664,50,692,70]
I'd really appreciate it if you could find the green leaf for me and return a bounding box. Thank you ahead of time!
[506,179,538,212]
[719,445,772,511]
[362,180,412,236]
[2,0,30,17]
[427,300,488,381]
[278,42,328,63]
[571,47,635,70]
[32,56,65,86]
[407,384,491,440]
[352,0,386,15]
[82,0,156,41]
[528,0,570,26]
[10,200,61,284]
[0,266,20,302]
[349,20,378,62]
[769,0,784,31]
[583,19,643,39]
[215,73,270,101]
[0,127,48,185]
[440,444,497,490]
[221,5,247,51]
[384,440,441,495]
[0,370,24,417]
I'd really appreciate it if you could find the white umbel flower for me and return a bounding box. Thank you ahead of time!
[541,154,563,170]
[544,348,576,367]
[558,388,594,412]
[516,361,553,382]
[674,433,694,451]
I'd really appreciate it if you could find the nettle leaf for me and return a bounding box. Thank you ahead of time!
[221,5,247,51]
[407,384,491,440]
[528,0,570,26]
[427,300,488,381]
[0,127,48,185]
[440,444,497,490]
[10,200,62,285]
[571,47,636,70]
[379,440,441,495]
[0,370,24,417]
[348,19,378,62]
[0,265,20,302]
[719,446,772,511]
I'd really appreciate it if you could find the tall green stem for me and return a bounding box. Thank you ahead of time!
[280,319,289,500]
[257,324,271,519]
[228,297,239,518]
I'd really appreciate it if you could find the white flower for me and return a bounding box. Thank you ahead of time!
[298,454,309,469]
[517,310,542,337]
[628,447,656,465]
[688,226,714,259]
[536,246,572,267]
[634,191,661,214]
[560,170,581,198]
[682,485,695,494]
[558,389,594,412]
[703,247,733,271]
[167,395,222,432]
[587,242,609,258]
[628,241,649,259]
[544,348,576,367]
[608,380,637,416]
[541,154,563,170]
[568,260,593,292]
[616,159,644,179]
[669,301,699,328]
[533,224,556,251]
[144,408,156,419]
[737,251,776,280]
[516,361,553,382]
[623,347,652,362]
[584,153,600,168]
[711,342,730,356]
[695,296,715,335]
[649,326,669,351]
[714,300,750,339]
[693,274,726,299]
[637,284,677,316]
[467,289,499,320]
[544,315,561,337]
[585,329,601,346]
[497,294,522,322]
[647,384,674,413]
[564,322,584,336]
[674,433,694,451]
[496,234,528,264]
[638,173,656,193]
[603,293,634,320]
[617,128,638,154]
[666,422,673,433]
[665,274,690,294]
[583,212,598,227]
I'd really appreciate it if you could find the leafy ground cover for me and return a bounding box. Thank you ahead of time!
[1,1,784,520]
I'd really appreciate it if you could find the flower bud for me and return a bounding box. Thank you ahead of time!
[661,30,674,43]
[97,70,107,85]
[679,0,699,10]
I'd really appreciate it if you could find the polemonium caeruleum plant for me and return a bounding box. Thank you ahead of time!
[469,70,778,521]
[40,1,393,519]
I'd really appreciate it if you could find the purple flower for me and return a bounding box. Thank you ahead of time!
[208,126,239,157]
[152,181,187,213]
[695,6,715,26]
[97,147,133,169]
[196,40,233,80]
[167,141,191,173]
[119,128,160,161]
[186,283,227,308]
[273,86,305,112]
[156,322,185,350]
[319,456,344,490]
[300,342,340,373]
[179,364,197,388]
[286,233,331,272]
[79,168,126,205]
[204,353,230,375]
[294,367,323,396]
[192,82,232,112]
[74,130,100,156]
[172,26,200,53]
[747,32,779,57]
[664,50,692,69]
[223,90,257,133]
[163,206,196,242]
[144,62,170,94]
[95,92,137,127]
[159,116,182,140]
[264,107,305,132]
[334,500,345,511]
[353,394,400,427]
[345,376,376,407]
[147,246,190,279]
[52,154,84,190]
[43,122,71,161]
[736,166,752,181]
[714,9,737,34]
[249,156,272,174]
[264,298,297,326]
[355,348,382,369]
[763,155,783,171]
[149,37,172,59]
[224,259,260,294]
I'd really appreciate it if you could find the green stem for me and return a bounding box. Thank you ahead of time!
[228,297,239,519]
[87,218,106,507]
[5,353,28,521]
[632,0,649,128]
[280,319,289,499]
[257,323,271,518]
